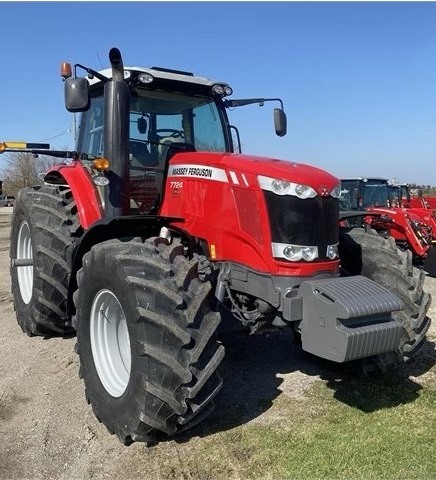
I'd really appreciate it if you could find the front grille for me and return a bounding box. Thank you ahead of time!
[264,192,339,260]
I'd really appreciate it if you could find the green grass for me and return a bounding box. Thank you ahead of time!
[115,374,436,480]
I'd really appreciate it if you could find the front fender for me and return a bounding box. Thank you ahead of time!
[44,162,103,229]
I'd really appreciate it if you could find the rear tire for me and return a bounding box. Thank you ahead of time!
[10,186,81,336]
[339,227,431,369]
[74,237,224,444]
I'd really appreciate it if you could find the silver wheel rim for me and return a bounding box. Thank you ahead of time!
[90,289,131,397]
[17,221,33,304]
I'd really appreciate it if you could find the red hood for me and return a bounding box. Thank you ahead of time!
[170,151,339,196]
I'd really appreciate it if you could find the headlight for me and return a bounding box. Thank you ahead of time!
[302,246,318,261]
[326,244,339,259]
[330,184,341,198]
[272,179,291,194]
[295,184,310,198]
[138,72,154,84]
[258,175,317,199]
[93,175,109,186]
[272,243,318,262]
[211,84,225,95]
[212,84,232,96]
[283,245,296,259]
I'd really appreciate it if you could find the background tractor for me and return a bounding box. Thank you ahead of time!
[396,184,436,210]
[393,182,436,213]
[340,177,436,275]
[3,49,430,445]
[390,182,436,274]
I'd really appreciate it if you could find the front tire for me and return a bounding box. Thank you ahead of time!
[74,237,224,444]
[10,186,81,336]
[339,227,431,368]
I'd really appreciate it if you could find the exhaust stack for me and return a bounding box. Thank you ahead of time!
[103,48,130,218]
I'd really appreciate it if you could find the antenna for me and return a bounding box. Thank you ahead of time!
[97,52,104,69]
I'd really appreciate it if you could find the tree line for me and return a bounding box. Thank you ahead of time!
[409,184,436,196]
[0,151,62,196]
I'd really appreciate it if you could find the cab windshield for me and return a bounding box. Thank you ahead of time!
[362,181,389,207]
[78,88,229,161]
[340,179,390,210]
[129,89,229,168]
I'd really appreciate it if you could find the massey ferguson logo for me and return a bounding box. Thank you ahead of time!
[319,185,329,196]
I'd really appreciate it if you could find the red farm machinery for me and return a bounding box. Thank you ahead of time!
[396,184,436,210]
[392,182,436,214]
[340,177,436,276]
[2,49,431,445]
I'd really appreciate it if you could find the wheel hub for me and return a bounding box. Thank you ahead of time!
[16,221,33,304]
[90,289,131,397]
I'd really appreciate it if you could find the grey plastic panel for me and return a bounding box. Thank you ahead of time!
[299,275,405,362]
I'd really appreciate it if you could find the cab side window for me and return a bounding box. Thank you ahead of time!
[77,96,105,158]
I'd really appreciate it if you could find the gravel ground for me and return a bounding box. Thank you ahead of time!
[0,206,435,479]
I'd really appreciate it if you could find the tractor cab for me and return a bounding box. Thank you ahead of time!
[388,183,410,208]
[340,178,392,210]
[63,52,287,217]
[74,67,234,214]
[77,72,234,213]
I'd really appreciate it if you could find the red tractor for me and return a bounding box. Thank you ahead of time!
[340,177,436,275]
[397,185,436,210]
[390,182,436,274]
[3,49,430,445]
[393,183,436,214]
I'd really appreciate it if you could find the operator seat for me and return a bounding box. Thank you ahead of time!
[165,142,196,163]
[129,140,157,169]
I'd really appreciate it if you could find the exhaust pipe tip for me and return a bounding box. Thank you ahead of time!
[109,47,124,82]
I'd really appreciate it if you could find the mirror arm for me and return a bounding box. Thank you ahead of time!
[224,97,284,110]
[74,64,110,83]
[266,98,284,110]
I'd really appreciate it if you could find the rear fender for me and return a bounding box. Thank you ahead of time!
[44,162,103,229]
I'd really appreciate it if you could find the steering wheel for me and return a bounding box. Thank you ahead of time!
[154,129,184,139]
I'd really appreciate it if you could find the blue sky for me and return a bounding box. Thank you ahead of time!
[0,2,435,184]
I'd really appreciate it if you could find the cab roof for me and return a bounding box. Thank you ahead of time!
[88,66,229,88]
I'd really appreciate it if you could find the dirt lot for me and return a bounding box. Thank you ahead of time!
[1,206,436,480]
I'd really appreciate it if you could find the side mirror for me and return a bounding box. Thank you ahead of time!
[64,77,90,112]
[274,108,287,137]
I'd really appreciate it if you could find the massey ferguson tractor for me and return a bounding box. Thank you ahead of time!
[3,48,430,445]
